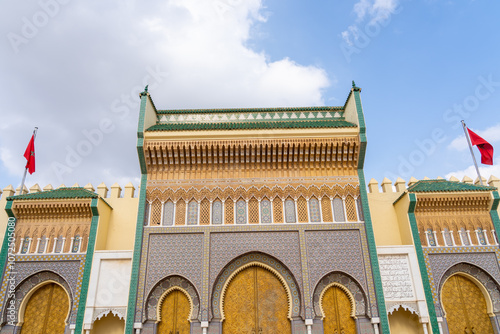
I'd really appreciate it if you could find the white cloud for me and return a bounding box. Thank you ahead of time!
[445,159,500,183]
[0,0,331,189]
[448,123,500,151]
[342,0,400,45]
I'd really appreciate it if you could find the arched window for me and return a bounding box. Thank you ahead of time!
[460,228,470,246]
[72,235,81,253]
[426,229,436,247]
[477,228,487,245]
[443,228,453,246]
[308,197,321,223]
[332,198,345,222]
[236,199,247,224]
[187,201,199,225]
[37,235,47,253]
[162,201,174,226]
[212,200,223,225]
[260,199,272,224]
[284,199,296,223]
[21,237,30,254]
[54,235,64,253]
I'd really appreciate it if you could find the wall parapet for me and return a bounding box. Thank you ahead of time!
[367,175,500,194]
[0,182,139,200]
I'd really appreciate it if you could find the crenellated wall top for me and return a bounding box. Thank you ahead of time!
[0,182,139,201]
[367,175,500,194]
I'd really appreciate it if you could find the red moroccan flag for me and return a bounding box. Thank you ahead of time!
[467,128,494,165]
[24,134,35,174]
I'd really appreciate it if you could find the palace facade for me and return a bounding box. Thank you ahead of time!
[0,84,500,334]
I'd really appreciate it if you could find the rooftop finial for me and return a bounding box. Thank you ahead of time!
[352,80,356,88]
[140,85,149,97]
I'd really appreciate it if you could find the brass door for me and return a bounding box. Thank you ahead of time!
[21,283,69,334]
[158,290,191,334]
[223,266,290,334]
[322,286,356,334]
[442,275,494,334]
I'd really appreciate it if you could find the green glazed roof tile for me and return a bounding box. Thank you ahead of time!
[147,120,356,131]
[407,179,496,193]
[157,106,344,115]
[7,187,99,201]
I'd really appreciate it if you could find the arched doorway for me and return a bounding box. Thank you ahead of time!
[442,274,494,334]
[21,282,69,334]
[223,265,290,333]
[321,285,356,334]
[157,289,191,334]
[91,313,124,334]
[388,306,422,334]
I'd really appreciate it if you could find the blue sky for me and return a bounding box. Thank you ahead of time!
[1,0,499,191]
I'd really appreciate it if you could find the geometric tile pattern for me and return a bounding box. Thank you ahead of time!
[0,254,85,324]
[235,200,246,224]
[135,233,204,322]
[133,223,377,326]
[312,271,367,317]
[145,275,200,321]
[423,246,500,317]
[285,199,296,223]
[333,198,345,222]
[308,198,320,223]
[260,199,272,224]
[212,201,223,225]
[162,201,174,226]
[305,230,370,316]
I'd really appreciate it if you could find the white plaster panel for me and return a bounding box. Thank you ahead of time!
[379,254,414,300]
[95,258,131,307]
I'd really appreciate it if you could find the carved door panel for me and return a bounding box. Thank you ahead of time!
[322,286,356,334]
[442,275,494,334]
[22,283,69,334]
[158,290,190,334]
[223,266,290,334]
[256,267,290,334]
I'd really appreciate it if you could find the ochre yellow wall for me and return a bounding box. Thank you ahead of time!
[368,191,405,246]
[91,314,125,334]
[393,194,415,245]
[101,197,138,250]
[388,308,424,334]
[95,199,112,251]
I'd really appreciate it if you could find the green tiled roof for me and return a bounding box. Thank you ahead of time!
[407,180,496,193]
[157,106,343,115]
[7,187,99,201]
[147,120,356,131]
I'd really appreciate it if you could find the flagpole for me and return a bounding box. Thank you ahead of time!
[461,120,484,185]
[18,127,38,195]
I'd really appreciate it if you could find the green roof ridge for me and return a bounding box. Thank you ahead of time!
[157,106,344,115]
[7,187,99,201]
[147,120,356,131]
[407,179,496,193]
